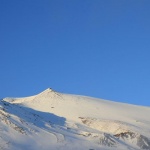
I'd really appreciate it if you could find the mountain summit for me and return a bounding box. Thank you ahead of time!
[39,88,54,94]
[0,89,150,150]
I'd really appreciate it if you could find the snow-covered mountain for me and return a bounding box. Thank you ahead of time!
[0,88,150,150]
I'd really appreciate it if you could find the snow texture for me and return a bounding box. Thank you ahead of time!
[0,88,150,150]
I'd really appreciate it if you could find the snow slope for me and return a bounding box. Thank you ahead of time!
[0,88,150,150]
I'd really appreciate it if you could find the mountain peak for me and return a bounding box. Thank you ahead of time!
[0,89,150,150]
[42,88,53,93]
[40,88,55,94]
[37,88,57,98]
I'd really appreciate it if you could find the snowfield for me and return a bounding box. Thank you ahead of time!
[0,88,150,150]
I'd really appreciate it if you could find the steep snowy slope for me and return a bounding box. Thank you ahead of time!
[1,88,150,150]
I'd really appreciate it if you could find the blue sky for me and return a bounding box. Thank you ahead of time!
[0,0,150,106]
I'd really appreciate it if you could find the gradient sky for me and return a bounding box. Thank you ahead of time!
[0,0,150,106]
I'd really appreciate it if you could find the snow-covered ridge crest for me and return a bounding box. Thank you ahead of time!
[36,87,61,98]
[38,87,53,95]
[3,88,61,104]
[0,88,150,150]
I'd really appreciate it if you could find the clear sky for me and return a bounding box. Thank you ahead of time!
[0,0,150,106]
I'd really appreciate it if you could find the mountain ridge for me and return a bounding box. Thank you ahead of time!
[0,88,150,150]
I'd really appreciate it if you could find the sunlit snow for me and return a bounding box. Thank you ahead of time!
[0,88,150,150]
